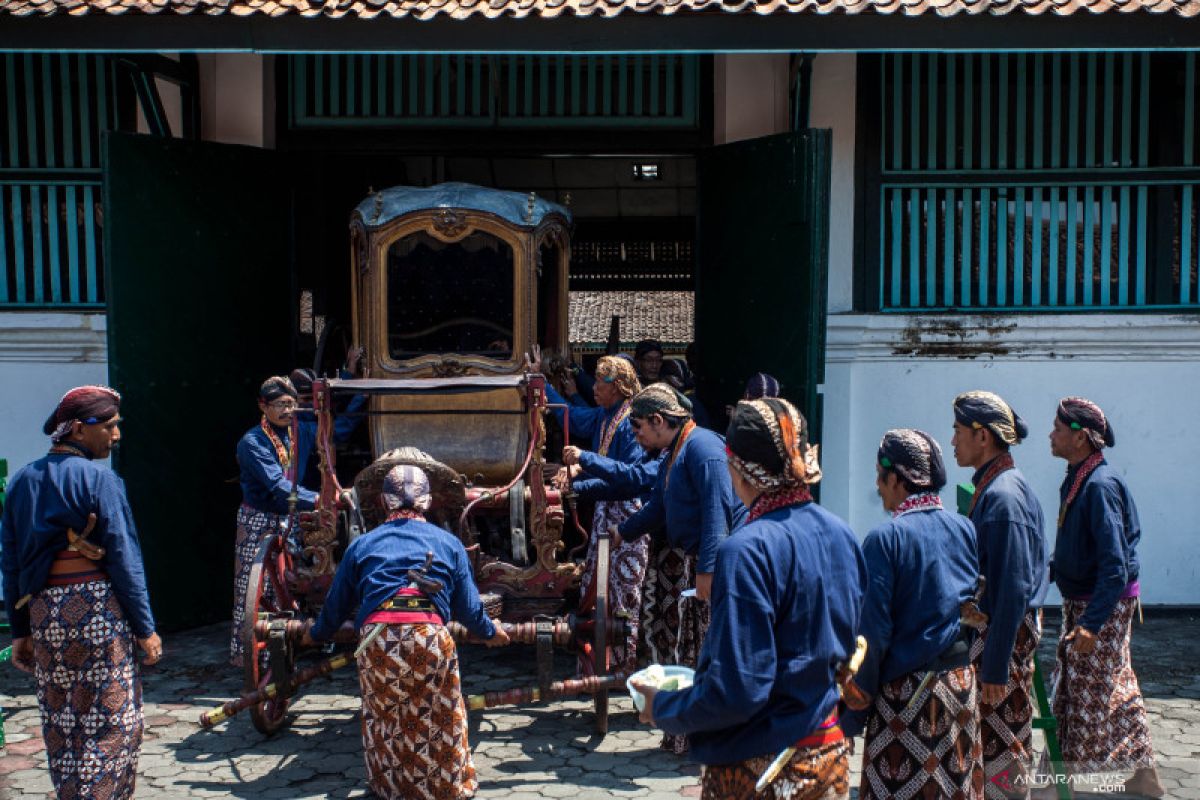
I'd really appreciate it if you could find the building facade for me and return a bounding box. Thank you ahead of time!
[2,4,1199,617]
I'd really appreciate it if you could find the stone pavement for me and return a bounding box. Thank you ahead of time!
[2,609,1199,799]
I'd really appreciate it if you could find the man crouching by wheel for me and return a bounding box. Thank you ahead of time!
[302,460,510,800]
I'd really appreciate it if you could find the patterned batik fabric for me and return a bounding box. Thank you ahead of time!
[357,622,478,800]
[230,503,286,666]
[968,610,1041,798]
[577,498,650,678]
[638,544,709,755]
[1049,596,1155,774]
[702,739,851,800]
[860,665,985,800]
[30,580,144,800]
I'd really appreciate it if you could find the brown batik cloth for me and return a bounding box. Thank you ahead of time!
[1048,596,1155,774]
[31,580,144,800]
[639,542,709,754]
[229,503,286,666]
[357,622,478,800]
[969,609,1041,798]
[860,665,984,800]
[577,497,650,678]
[702,739,850,800]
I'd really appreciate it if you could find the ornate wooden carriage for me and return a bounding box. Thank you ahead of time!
[234,184,622,736]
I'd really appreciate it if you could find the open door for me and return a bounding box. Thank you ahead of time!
[104,133,292,631]
[695,130,831,445]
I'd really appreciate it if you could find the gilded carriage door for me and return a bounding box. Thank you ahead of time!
[103,132,292,631]
[695,130,832,442]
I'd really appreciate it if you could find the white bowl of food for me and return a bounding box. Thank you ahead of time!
[626,664,696,712]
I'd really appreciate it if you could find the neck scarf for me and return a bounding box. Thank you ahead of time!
[260,417,292,471]
[747,485,814,523]
[598,401,631,458]
[50,440,94,460]
[386,509,427,523]
[968,453,1015,516]
[1058,450,1105,528]
[662,419,697,491]
[892,491,943,518]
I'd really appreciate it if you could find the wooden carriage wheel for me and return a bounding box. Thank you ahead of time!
[240,532,300,735]
[592,531,610,734]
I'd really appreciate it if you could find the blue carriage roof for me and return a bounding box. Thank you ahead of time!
[355,182,572,230]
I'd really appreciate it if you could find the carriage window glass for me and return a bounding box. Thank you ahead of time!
[387,230,515,360]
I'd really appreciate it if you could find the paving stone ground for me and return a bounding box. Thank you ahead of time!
[2,609,1199,799]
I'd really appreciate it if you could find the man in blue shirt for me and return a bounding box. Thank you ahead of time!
[634,398,864,798]
[1,385,161,800]
[614,382,746,754]
[845,428,982,799]
[1048,397,1162,798]
[952,390,1048,798]
[304,459,508,800]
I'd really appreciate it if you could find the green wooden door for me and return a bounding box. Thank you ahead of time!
[695,130,831,443]
[104,133,292,632]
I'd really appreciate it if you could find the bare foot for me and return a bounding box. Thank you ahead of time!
[1122,766,1165,798]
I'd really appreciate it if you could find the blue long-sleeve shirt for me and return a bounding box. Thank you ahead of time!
[572,449,662,502]
[543,384,642,466]
[310,518,496,641]
[617,426,746,573]
[1051,460,1141,633]
[652,501,867,764]
[969,459,1049,685]
[237,422,319,514]
[1,454,156,639]
[842,505,978,737]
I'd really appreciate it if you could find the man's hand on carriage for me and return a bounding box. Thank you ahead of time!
[485,625,511,648]
[11,636,34,674]
[138,632,163,666]
[526,344,543,373]
[562,446,583,466]
[300,621,317,650]
[607,524,623,549]
[344,345,366,377]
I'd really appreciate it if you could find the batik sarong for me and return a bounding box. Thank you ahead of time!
[639,543,708,754]
[577,498,649,677]
[1049,596,1155,774]
[357,622,477,800]
[702,739,850,800]
[860,665,984,800]
[30,580,144,800]
[969,609,1041,798]
[230,503,286,666]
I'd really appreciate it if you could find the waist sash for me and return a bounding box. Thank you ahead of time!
[46,549,107,587]
[364,587,443,626]
[792,710,845,749]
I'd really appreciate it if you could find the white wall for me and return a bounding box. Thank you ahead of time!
[821,313,1200,605]
[197,53,272,147]
[713,54,791,145]
[0,313,108,475]
[808,53,856,314]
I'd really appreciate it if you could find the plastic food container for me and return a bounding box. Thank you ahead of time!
[626,665,696,712]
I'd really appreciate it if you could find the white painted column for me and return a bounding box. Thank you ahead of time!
[808,53,857,315]
[197,54,272,148]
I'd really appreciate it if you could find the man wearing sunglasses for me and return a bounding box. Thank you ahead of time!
[229,376,320,666]
[612,382,746,755]
[2,385,160,799]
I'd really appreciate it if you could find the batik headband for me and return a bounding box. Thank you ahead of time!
[953,390,1028,446]
[381,463,433,513]
[726,398,822,491]
[878,428,947,491]
[1057,396,1115,449]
